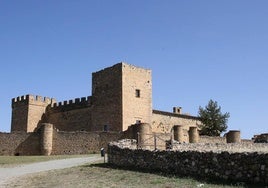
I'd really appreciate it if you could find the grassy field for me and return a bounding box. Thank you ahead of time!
[0,155,94,167]
[5,159,246,188]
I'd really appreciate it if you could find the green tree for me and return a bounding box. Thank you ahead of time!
[198,99,230,136]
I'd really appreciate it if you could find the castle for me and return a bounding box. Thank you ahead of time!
[11,63,200,135]
[1,63,201,156]
[3,63,267,185]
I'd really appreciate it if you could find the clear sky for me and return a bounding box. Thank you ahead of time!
[0,1,267,139]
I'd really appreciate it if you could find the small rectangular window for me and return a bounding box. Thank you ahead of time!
[135,89,140,98]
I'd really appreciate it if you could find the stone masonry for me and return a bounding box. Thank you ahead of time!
[108,140,268,185]
[11,63,200,134]
[1,62,201,155]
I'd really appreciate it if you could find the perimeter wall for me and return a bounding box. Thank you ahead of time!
[108,142,268,185]
[0,130,121,156]
[0,132,40,155]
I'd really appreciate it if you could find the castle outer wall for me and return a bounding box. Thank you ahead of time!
[0,124,122,156]
[46,97,92,131]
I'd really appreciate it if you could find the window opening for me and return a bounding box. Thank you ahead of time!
[103,125,109,132]
[135,89,140,98]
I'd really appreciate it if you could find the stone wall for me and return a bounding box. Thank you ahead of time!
[172,142,268,153]
[0,130,121,156]
[0,132,29,155]
[47,107,92,131]
[0,131,40,155]
[108,141,268,185]
[15,132,41,155]
[122,123,172,150]
[254,133,268,143]
[52,131,121,155]
[152,110,200,142]
[199,136,227,144]
[199,136,252,144]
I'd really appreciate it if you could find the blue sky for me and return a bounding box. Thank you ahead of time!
[0,1,267,138]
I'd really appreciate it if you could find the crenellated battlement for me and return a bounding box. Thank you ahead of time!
[12,94,56,108]
[48,96,92,113]
[11,94,57,132]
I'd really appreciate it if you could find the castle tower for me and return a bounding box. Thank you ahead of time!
[91,63,152,132]
[122,63,152,131]
[11,95,56,132]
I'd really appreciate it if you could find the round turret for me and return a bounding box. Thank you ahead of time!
[226,130,241,143]
[173,125,184,143]
[40,123,53,155]
[189,127,199,143]
[137,123,152,149]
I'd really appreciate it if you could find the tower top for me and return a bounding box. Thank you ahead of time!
[93,62,151,75]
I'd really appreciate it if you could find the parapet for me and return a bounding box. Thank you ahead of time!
[48,96,92,113]
[12,94,56,108]
[92,62,151,76]
[121,62,151,73]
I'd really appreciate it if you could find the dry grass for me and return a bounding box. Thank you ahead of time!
[0,155,94,167]
[6,161,245,188]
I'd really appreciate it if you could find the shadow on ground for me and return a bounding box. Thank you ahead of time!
[84,163,266,188]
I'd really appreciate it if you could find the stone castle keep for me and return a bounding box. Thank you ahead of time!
[1,63,201,156]
[11,63,199,136]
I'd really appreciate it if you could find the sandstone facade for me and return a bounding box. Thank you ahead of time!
[11,63,200,134]
[1,62,201,155]
[0,124,121,156]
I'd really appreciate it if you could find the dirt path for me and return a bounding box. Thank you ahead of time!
[0,156,102,187]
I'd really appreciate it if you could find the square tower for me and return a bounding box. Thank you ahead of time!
[91,63,152,132]
[11,95,55,132]
[91,64,123,132]
[122,63,152,131]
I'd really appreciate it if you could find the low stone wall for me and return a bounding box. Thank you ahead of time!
[199,136,226,144]
[199,136,252,144]
[172,142,268,153]
[108,141,268,185]
[254,133,268,143]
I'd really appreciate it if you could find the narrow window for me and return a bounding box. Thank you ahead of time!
[135,89,140,98]
[103,125,109,132]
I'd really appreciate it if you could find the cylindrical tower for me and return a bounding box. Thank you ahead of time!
[137,123,152,149]
[226,130,241,143]
[173,125,184,143]
[40,123,53,155]
[189,127,199,143]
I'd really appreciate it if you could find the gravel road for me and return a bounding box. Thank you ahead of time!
[0,156,102,187]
